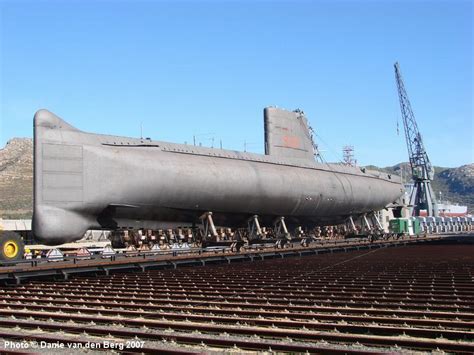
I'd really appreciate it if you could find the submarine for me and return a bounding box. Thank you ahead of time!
[32,107,404,245]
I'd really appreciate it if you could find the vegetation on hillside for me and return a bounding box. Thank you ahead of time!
[368,162,474,213]
[0,138,33,219]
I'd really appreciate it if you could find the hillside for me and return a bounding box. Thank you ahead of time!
[0,138,472,218]
[368,162,474,212]
[0,138,33,218]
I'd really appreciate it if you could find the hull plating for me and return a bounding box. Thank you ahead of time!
[33,110,404,245]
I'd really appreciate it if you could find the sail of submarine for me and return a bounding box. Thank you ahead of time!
[32,107,404,245]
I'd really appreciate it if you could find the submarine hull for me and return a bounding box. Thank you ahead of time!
[33,109,403,245]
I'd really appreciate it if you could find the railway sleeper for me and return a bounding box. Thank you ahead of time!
[0,302,472,333]
[0,308,472,342]
[0,316,473,353]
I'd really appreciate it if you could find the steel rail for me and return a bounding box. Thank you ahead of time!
[0,243,472,353]
[0,307,472,341]
[0,301,472,330]
[0,317,473,353]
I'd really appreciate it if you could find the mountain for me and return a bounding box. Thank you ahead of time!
[0,138,33,219]
[368,162,474,213]
[0,138,472,218]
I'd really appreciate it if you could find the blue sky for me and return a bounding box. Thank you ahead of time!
[0,0,472,167]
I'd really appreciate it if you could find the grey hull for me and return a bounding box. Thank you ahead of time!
[33,109,403,245]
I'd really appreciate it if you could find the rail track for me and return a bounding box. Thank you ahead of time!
[0,234,457,284]
[0,240,472,353]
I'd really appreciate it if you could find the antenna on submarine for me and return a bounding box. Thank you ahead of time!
[244,141,258,152]
[140,122,143,139]
[193,132,214,146]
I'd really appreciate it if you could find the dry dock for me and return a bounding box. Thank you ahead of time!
[0,236,472,353]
